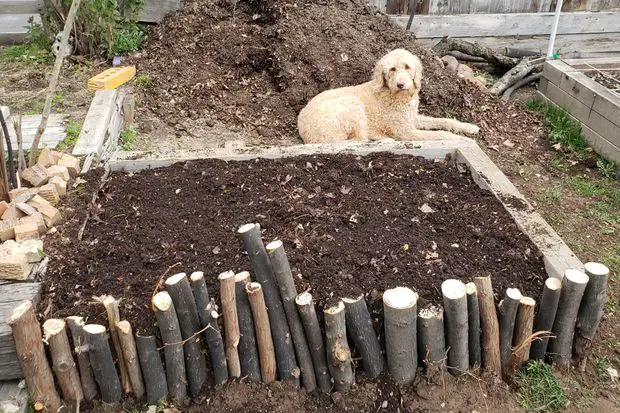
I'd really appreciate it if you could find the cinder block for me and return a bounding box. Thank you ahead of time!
[0,239,43,263]
[57,154,81,178]
[37,183,60,205]
[8,187,37,201]
[16,202,38,216]
[0,253,30,280]
[20,164,49,187]
[1,204,25,221]
[46,165,71,181]
[14,221,39,242]
[27,194,52,210]
[48,176,67,196]
[19,212,46,234]
[0,201,8,217]
[36,204,62,228]
[0,219,18,241]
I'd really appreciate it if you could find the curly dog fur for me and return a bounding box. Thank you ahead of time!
[298,49,480,143]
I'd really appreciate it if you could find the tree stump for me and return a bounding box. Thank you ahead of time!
[116,321,145,400]
[100,295,132,394]
[383,287,418,385]
[498,288,522,371]
[84,324,122,404]
[442,279,469,375]
[66,315,98,401]
[135,334,168,405]
[246,282,277,383]
[575,263,609,362]
[530,277,562,361]
[219,270,241,378]
[473,276,501,375]
[234,271,261,380]
[466,282,482,368]
[417,305,446,375]
[324,301,354,392]
[342,295,384,378]
[504,296,536,381]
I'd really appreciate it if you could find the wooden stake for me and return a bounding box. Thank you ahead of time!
[246,282,277,383]
[9,301,63,413]
[135,335,168,405]
[324,301,354,392]
[442,279,469,375]
[383,287,418,385]
[504,296,536,381]
[473,276,501,375]
[190,271,228,385]
[83,324,122,404]
[43,319,84,405]
[417,305,446,371]
[267,240,317,391]
[116,321,145,400]
[342,295,384,378]
[165,272,207,396]
[295,292,332,393]
[234,271,261,380]
[153,291,188,403]
[219,270,241,378]
[530,277,562,361]
[575,263,610,361]
[498,288,522,370]
[66,316,98,400]
[550,270,589,367]
[100,295,132,394]
[466,282,482,368]
[237,223,299,382]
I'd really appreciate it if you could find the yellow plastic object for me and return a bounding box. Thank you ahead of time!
[88,66,136,90]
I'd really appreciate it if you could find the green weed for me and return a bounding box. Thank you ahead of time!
[524,98,586,150]
[56,119,82,151]
[515,361,567,412]
[135,74,153,89]
[104,23,146,56]
[120,127,137,150]
[24,93,64,115]
[537,186,564,204]
[596,158,617,179]
[569,176,607,197]
[0,21,52,64]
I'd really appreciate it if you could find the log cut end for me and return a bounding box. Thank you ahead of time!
[466,282,477,296]
[218,270,235,281]
[520,297,536,307]
[116,320,131,335]
[584,262,609,277]
[565,269,589,285]
[152,291,173,312]
[66,315,85,327]
[441,279,466,300]
[9,300,33,324]
[505,288,522,302]
[341,294,364,304]
[324,300,345,315]
[237,223,257,234]
[235,271,251,283]
[246,282,262,294]
[165,272,188,286]
[83,324,106,335]
[545,277,562,291]
[190,271,204,282]
[43,318,66,338]
[265,239,283,253]
[419,305,443,320]
[295,292,313,306]
[100,294,117,307]
[383,287,418,309]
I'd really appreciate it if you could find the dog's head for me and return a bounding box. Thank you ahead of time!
[372,49,422,96]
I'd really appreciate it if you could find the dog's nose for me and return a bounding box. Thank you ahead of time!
[397,82,405,90]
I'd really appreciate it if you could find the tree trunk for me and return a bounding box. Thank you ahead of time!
[9,301,63,413]
[165,272,207,396]
[246,282,277,383]
[295,292,332,393]
[498,288,522,370]
[466,282,482,368]
[135,335,168,405]
[574,263,609,362]
[432,37,518,68]
[342,295,384,378]
[234,271,261,380]
[490,57,544,95]
[473,276,501,375]
[42,319,84,405]
[504,297,536,381]
[237,223,299,383]
[324,301,354,392]
[100,295,132,394]
[219,270,241,378]
[383,287,418,385]
[116,321,145,400]
[190,271,228,385]
[442,279,469,375]
[153,291,188,403]
[84,324,122,404]
[550,270,590,367]
[530,277,562,361]
[417,305,446,376]
[267,240,317,391]
[66,315,98,401]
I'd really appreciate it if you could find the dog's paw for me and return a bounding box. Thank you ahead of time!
[461,123,480,135]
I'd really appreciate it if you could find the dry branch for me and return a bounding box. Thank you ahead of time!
[84,324,122,404]
[466,282,481,368]
[504,297,536,381]
[324,301,354,392]
[383,287,418,384]
[530,278,562,360]
[432,37,518,68]
[246,282,277,383]
[342,295,384,378]
[234,271,261,380]
[417,306,446,374]
[135,335,168,404]
[498,288,522,369]
[116,321,145,400]
[473,276,501,375]
[219,270,241,378]
[489,57,544,96]
[501,73,542,103]
[66,315,98,400]
[100,295,132,394]
[442,279,469,375]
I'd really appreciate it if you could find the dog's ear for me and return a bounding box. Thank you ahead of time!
[413,56,423,90]
[372,57,387,90]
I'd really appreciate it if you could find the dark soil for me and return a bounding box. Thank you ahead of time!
[585,70,620,92]
[44,153,545,335]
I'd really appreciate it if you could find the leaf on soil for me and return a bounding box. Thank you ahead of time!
[349,213,360,223]
[425,251,439,260]
[419,203,435,214]
[503,139,515,148]
[340,185,352,194]
[212,246,220,254]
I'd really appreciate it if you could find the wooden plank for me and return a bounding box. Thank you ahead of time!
[599,0,620,11]
[394,12,620,37]
[587,110,620,146]
[72,90,118,156]
[543,80,593,123]
[429,0,451,14]
[469,0,491,13]
[558,71,599,108]
[3,114,67,151]
[582,123,620,163]
[0,380,28,413]
[137,0,182,23]
[0,0,43,13]
[0,14,40,45]
[593,92,620,128]
[537,0,553,11]
[543,60,576,86]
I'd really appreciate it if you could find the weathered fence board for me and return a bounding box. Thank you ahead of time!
[0,14,40,44]
[0,0,42,14]
[380,0,619,13]
[137,0,182,23]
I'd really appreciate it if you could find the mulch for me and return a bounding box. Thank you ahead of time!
[43,153,546,335]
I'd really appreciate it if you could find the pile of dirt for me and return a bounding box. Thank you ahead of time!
[43,153,546,335]
[137,0,549,153]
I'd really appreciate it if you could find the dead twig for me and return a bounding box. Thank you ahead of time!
[150,262,182,311]
[77,163,111,240]
[501,73,542,104]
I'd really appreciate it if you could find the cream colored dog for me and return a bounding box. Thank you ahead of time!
[298,49,479,143]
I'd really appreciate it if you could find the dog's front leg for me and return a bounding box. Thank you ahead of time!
[416,115,480,135]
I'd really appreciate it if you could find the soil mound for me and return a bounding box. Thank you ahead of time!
[138,0,547,148]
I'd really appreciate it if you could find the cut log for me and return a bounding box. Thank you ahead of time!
[324,301,354,392]
[116,321,145,400]
[448,50,486,62]
[417,305,446,373]
[8,301,63,413]
[219,270,241,378]
[489,57,544,95]
[42,319,84,405]
[432,37,518,67]
[342,295,384,378]
[498,288,522,369]
[246,282,277,384]
[83,324,122,404]
[100,295,132,394]
[550,270,589,367]
[575,263,610,362]
[190,271,228,385]
[466,282,482,368]
[501,73,542,103]
[66,316,98,401]
[442,279,469,375]
[234,271,261,380]
[135,335,168,405]
[383,287,418,385]
[165,272,207,396]
[237,223,299,382]
[504,296,536,381]
[153,291,187,403]
[473,276,501,375]
[295,292,332,393]
[266,240,317,391]
[530,278,562,361]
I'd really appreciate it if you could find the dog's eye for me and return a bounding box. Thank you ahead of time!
[405,64,410,70]
[389,67,396,72]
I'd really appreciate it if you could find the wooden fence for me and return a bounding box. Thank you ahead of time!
[372,0,620,14]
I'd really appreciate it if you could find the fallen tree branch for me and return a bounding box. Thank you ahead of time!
[433,37,518,68]
[501,73,542,103]
[448,50,486,63]
[490,57,545,96]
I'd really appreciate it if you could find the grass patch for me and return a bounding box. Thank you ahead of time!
[0,21,52,64]
[135,74,153,89]
[105,23,146,56]
[524,99,586,151]
[56,119,82,151]
[24,93,65,115]
[536,186,564,204]
[515,361,567,412]
[120,127,137,150]
[568,175,620,226]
